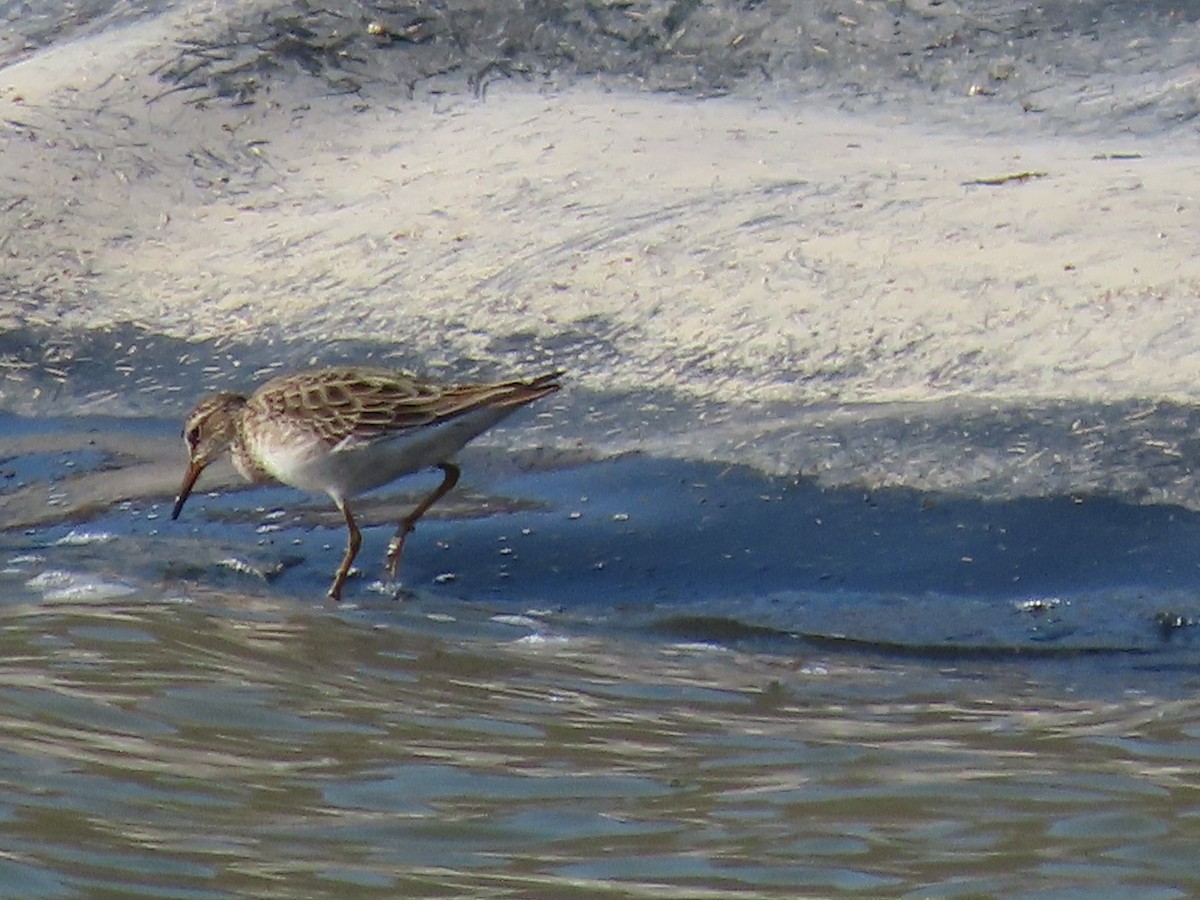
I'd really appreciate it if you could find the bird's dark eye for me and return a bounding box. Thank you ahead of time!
[185,425,201,448]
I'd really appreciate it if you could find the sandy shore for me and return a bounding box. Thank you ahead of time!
[2,2,1200,498]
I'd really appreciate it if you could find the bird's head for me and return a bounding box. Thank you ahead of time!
[171,393,246,520]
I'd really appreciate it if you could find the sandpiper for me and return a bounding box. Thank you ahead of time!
[171,366,561,600]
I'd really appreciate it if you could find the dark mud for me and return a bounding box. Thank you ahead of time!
[145,0,1200,135]
[6,0,1200,134]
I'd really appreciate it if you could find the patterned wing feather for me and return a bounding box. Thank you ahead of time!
[249,367,560,446]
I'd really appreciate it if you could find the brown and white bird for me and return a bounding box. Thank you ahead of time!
[171,366,561,600]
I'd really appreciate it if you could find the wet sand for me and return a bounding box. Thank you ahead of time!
[2,3,1200,523]
[3,3,1200,418]
[3,0,1200,596]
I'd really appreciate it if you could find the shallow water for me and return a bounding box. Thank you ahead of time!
[4,583,1200,899]
[2,414,1200,897]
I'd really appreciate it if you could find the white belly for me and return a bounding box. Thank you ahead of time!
[242,405,520,501]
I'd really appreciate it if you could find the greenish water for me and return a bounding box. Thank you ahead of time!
[0,585,1198,898]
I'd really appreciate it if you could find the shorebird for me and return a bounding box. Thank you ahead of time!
[171,366,561,600]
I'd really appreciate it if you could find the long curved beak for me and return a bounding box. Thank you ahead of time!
[171,461,204,520]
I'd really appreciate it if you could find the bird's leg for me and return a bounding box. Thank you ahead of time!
[329,498,362,602]
[386,462,460,580]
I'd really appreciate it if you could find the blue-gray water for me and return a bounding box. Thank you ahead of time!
[3,411,1200,896]
[5,0,1200,896]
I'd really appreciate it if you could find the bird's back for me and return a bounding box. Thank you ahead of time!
[238,367,560,498]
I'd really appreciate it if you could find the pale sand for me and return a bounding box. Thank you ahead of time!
[2,5,1200,493]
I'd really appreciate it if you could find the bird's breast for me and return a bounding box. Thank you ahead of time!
[237,404,524,501]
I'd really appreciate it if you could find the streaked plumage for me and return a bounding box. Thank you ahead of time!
[171,366,561,600]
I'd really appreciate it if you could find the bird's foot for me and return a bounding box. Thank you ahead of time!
[384,534,407,582]
[327,566,360,603]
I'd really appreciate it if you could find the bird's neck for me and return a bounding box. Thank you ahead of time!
[228,413,272,484]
